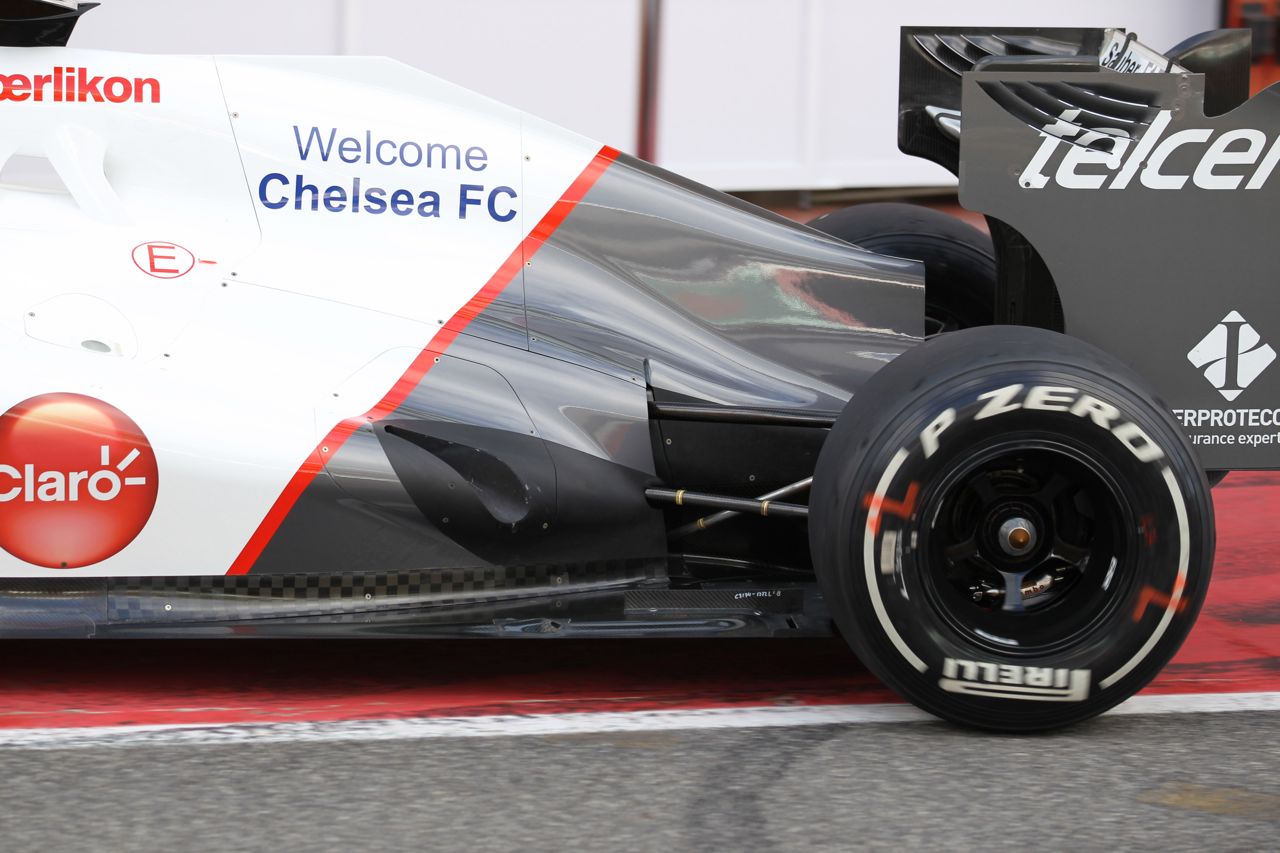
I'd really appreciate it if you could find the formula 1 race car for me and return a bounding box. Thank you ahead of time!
[1,2,1275,731]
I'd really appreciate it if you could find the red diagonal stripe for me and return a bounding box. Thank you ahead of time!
[227,146,619,576]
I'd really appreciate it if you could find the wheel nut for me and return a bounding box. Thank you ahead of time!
[998,517,1037,556]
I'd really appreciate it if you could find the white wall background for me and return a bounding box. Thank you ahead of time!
[72,0,645,152]
[71,0,1218,190]
[656,0,1219,189]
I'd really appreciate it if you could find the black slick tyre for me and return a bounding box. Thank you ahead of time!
[808,202,996,334]
[809,326,1214,731]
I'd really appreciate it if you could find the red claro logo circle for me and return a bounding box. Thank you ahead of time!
[0,393,158,569]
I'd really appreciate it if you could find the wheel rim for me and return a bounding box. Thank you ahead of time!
[923,314,950,337]
[915,439,1139,657]
[924,299,980,337]
[924,304,962,337]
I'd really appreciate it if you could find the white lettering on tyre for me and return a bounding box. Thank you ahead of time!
[920,408,955,458]
[975,384,1023,421]
[940,658,1091,702]
[928,384,1165,464]
[1023,386,1077,413]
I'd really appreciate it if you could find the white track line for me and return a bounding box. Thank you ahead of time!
[0,692,1276,750]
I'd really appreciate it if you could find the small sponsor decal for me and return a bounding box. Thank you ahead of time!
[731,590,784,600]
[0,393,158,568]
[939,657,1091,702]
[1098,30,1185,75]
[1172,406,1280,448]
[1175,312,1279,450]
[0,68,160,104]
[255,126,517,224]
[1187,310,1275,402]
[132,242,195,279]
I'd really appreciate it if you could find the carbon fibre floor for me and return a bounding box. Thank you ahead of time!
[0,472,1273,731]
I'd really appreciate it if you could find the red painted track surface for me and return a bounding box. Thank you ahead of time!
[1,473,1275,731]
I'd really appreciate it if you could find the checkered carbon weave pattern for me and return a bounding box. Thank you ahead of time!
[107,560,659,624]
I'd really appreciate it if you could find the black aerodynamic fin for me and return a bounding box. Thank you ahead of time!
[900,27,1106,174]
[911,31,1082,77]
[0,1,97,47]
[975,79,1162,149]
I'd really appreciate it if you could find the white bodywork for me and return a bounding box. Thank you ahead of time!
[0,46,601,576]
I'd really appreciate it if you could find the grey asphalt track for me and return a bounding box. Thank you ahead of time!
[2,711,1275,852]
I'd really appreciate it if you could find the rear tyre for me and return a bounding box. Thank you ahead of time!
[809,326,1214,731]
[808,202,996,335]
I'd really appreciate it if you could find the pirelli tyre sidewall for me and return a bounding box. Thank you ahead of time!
[810,327,1214,732]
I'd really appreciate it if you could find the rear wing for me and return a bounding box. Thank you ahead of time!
[898,27,1252,176]
[898,27,1280,471]
[899,28,1105,176]
[0,1,97,48]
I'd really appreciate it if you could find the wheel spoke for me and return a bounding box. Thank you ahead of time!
[1036,471,1074,505]
[1049,535,1091,567]
[999,569,1031,613]
[921,441,1133,654]
[943,536,979,563]
[968,476,999,506]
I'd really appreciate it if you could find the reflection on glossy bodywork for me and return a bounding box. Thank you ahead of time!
[526,154,923,412]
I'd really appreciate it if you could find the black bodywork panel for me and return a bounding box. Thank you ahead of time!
[902,26,1280,470]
